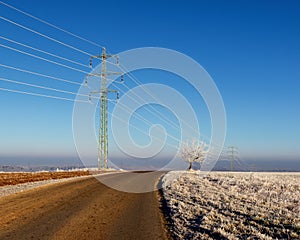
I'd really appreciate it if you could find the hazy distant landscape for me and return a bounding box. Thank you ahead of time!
[1,158,299,172]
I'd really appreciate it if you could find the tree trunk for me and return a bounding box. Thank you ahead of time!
[188,162,193,171]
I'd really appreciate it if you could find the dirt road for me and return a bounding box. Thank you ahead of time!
[0,172,169,240]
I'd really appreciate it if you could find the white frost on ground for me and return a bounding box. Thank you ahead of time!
[162,171,300,240]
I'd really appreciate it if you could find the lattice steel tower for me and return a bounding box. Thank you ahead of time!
[228,146,239,171]
[87,48,122,169]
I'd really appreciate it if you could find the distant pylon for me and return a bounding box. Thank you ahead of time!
[86,47,123,169]
[228,146,238,171]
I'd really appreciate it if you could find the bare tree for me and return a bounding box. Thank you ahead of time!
[180,140,209,171]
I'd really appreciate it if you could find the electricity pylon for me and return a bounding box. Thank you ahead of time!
[228,146,238,171]
[86,47,123,169]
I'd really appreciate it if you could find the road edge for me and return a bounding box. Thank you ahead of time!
[156,172,175,240]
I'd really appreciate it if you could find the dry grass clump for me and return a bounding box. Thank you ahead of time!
[162,171,300,239]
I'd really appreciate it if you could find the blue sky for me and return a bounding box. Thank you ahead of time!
[0,0,300,167]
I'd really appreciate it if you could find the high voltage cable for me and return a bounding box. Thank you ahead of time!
[107,98,182,143]
[0,1,105,48]
[0,36,90,68]
[106,58,224,150]
[0,81,120,103]
[108,82,183,143]
[1,4,191,144]
[0,43,89,74]
[110,79,226,150]
[0,78,218,155]
[1,1,205,144]
[0,85,119,103]
[0,16,93,56]
[1,1,226,151]
[0,77,98,99]
[115,64,224,148]
[120,70,182,132]
[0,1,226,162]
[1,62,189,146]
[0,76,182,145]
[103,60,189,137]
[0,66,183,144]
[107,111,179,150]
[104,62,227,150]
[0,86,89,103]
[1,42,224,150]
[0,63,82,86]
[0,84,179,150]
[109,79,181,133]
[109,61,222,149]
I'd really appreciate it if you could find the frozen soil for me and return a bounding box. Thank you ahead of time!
[0,170,114,198]
[161,171,300,240]
[0,175,91,198]
[0,171,91,186]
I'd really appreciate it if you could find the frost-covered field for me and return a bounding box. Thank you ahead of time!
[162,171,300,240]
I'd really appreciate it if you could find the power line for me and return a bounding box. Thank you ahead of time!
[110,83,227,152]
[109,82,182,143]
[0,36,90,68]
[2,4,198,146]
[0,1,183,164]
[0,84,179,150]
[1,2,226,159]
[1,1,201,146]
[110,98,182,143]
[120,67,224,148]
[111,60,229,153]
[0,82,178,151]
[0,63,82,86]
[106,111,179,151]
[110,62,225,149]
[1,64,205,150]
[110,77,226,150]
[235,157,254,172]
[0,1,105,49]
[110,69,183,133]
[108,57,222,150]
[108,70,227,151]
[1,40,224,152]
[89,84,183,145]
[0,77,98,99]
[0,16,93,56]
[106,72,183,134]
[106,47,227,150]
[0,86,89,103]
[124,68,216,143]
[0,43,89,74]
